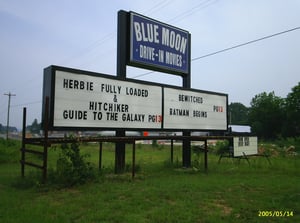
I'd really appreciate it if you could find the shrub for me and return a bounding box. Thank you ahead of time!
[214,140,230,155]
[274,137,300,156]
[0,138,19,163]
[51,139,96,187]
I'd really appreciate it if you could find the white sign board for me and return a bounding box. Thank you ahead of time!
[43,66,228,131]
[233,136,258,157]
[163,87,227,130]
[53,70,162,129]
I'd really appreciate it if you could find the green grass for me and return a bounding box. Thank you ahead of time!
[0,139,299,223]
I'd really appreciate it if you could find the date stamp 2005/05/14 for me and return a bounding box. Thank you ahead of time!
[258,211,294,217]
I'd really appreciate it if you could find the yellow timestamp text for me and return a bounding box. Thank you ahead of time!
[258,211,294,217]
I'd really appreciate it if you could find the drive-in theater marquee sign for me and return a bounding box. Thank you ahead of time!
[20,10,234,182]
[42,66,227,131]
[42,11,228,132]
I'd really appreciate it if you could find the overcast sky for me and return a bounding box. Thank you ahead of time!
[0,0,299,129]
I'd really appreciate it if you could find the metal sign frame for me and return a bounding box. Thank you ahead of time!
[42,65,228,132]
[42,65,163,131]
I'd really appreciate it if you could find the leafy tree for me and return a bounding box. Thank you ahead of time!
[283,82,300,137]
[26,119,41,134]
[249,92,284,139]
[229,102,249,125]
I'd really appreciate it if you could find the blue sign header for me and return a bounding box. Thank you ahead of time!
[130,12,190,75]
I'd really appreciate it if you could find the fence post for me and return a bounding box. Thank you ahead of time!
[21,107,26,177]
[204,139,208,172]
[132,140,136,179]
[171,139,174,163]
[99,142,103,170]
[42,97,49,183]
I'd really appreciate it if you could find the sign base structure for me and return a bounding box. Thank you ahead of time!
[117,10,193,171]
[21,95,249,182]
[42,65,228,171]
[115,130,126,173]
[21,101,236,182]
[39,10,229,173]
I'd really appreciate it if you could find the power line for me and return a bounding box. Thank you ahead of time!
[11,100,41,108]
[132,71,155,79]
[132,26,300,78]
[167,0,218,24]
[61,31,116,66]
[7,1,220,90]
[144,0,174,16]
[10,27,299,103]
[63,0,220,71]
[192,26,300,61]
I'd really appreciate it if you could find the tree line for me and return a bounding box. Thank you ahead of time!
[0,120,39,134]
[0,124,18,133]
[229,82,300,139]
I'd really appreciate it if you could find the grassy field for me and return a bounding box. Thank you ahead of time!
[0,138,299,223]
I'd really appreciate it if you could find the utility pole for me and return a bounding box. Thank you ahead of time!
[4,92,16,140]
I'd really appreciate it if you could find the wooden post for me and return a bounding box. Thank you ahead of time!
[115,131,126,173]
[170,139,174,163]
[132,141,136,179]
[21,107,26,177]
[42,97,49,183]
[182,132,191,167]
[99,142,103,170]
[204,140,208,172]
